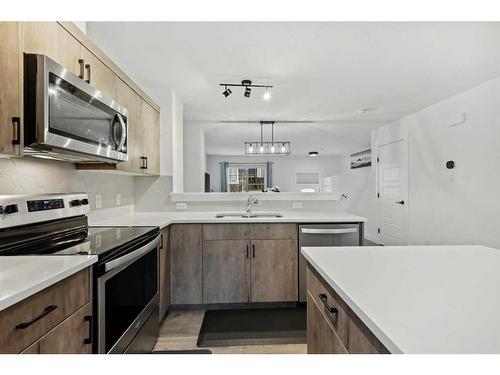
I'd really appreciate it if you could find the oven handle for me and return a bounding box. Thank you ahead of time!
[104,234,160,272]
[301,227,358,234]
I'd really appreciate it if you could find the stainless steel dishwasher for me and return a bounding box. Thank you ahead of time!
[298,223,363,302]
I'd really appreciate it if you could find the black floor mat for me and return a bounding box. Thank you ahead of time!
[197,306,306,347]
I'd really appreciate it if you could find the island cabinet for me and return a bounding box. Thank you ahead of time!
[169,223,299,306]
[306,265,389,354]
[0,268,93,354]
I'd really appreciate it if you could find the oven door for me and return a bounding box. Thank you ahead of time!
[97,235,160,354]
[24,53,128,163]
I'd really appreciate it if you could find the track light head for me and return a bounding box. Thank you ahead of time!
[244,87,251,98]
[222,87,232,98]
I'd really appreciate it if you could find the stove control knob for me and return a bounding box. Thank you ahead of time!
[81,198,89,205]
[70,199,83,207]
[2,204,18,214]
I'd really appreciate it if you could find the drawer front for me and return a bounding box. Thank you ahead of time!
[203,223,297,241]
[307,293,348,354]
[0,269,90,353]
[307,266,349,346]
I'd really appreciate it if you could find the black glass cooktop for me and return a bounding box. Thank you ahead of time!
[0,215,158,261]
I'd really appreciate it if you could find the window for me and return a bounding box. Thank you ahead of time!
[226,164,266,192]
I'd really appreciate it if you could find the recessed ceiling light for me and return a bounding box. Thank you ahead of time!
[309,151,319,157]
[358,107,376,114]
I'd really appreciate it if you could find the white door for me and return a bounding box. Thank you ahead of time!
[377,138,408,245]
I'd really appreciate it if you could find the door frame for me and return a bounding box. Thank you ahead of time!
[375,136,409,245]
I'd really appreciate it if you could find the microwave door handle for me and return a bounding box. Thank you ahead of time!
[104,234,160,272]
[115,113,127,151]
[300,228,358,234]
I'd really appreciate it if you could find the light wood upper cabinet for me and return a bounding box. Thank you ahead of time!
[250,239,298,302]
[0,22,22,156]
[140,100,161,175]
[22,22,83,77]
[81,47,117,99]
[203,240,250,304]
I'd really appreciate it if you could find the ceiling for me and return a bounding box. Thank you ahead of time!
[87,22,500,156]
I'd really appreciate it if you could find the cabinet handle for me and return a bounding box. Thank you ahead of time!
[11,117,20,145]
[145,157,148,169]
[252,244,255,258]
[160,234,164,250]
[15,305,57,329]
[78,59,85,79]
[140,156,147,169]
[85,64,91,84]
[84,315,92,344]
[319,294,338,316]
[246,244,249,258]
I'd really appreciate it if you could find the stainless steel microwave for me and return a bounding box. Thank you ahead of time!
[23,54,128,163]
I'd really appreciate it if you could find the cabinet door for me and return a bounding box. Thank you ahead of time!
[22,22,83,77]
[203,240,250,304]
[140,100,160,175]
[39,303,92,354]
[81,47,117,99]
[0,22,21,156]
[170,224,203,305]
[307,293,347,354]
[159,227,170,321]
[250,239,298,302]
[115,79,143,173]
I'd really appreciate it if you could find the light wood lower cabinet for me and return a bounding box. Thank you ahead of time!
[0,22,21,157]
[306,265,389,354]
[203,240,250,303]
[0,268,92,354]
[159,226,171,321]
[250,239,298,302]
[170,224,203,305]
[307,293,347,354]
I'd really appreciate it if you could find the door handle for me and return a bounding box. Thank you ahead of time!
[85,64,91,84]
[15,305,58,329]
[396,200,405,205]
[78,59,85,79]
[84,315,92,344]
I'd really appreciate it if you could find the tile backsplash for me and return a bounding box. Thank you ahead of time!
[0,157,135,211]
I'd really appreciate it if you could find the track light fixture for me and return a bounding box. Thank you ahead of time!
[220,79,273,99]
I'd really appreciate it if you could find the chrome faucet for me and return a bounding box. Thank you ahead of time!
[246,194,259,213]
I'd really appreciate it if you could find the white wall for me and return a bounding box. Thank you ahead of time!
[172,91,184,193]
[184,125,207,192]
[345,75,500,249]
[206,155,342,192]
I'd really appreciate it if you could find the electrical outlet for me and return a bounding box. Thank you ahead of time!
[116,193,122,206]
[95,194,102,209]
[176,202,187,210]
[292,202,303,209]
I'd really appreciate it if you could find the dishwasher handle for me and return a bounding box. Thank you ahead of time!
[301,227,358,235]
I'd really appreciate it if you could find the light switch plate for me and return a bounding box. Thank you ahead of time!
[116,193,122,206]
[292,202,303,209]
[95,194,102,209]
[176,202,187,210]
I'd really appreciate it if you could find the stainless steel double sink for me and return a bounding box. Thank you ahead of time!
[215,212,283,218]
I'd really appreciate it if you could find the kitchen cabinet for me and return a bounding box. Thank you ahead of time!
[140,100,161,175]
[203,240,250,304]
[170,224,203,305]
[81,47,117,99]
[306,265,389,354]
[0,268,92,354]
[250,239,298,302]
[159,226,171,321]
[307,293,347,354]
[0,22,21,156]
[39,303,92,354]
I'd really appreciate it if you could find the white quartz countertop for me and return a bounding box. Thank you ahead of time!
[89,211,367,228]
[0,255,97,312]
[301,245,500,354]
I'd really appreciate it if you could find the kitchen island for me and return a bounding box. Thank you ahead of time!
[301,245,500,354]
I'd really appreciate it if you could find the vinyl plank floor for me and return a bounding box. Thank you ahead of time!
[153,310,307,354]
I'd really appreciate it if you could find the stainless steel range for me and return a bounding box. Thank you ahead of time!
[0,193,160,354]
